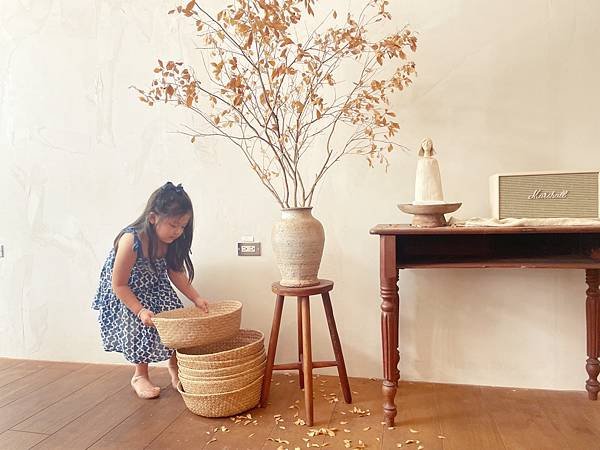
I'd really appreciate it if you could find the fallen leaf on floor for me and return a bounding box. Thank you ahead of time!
[324,393,339,404]
[307,427,336,437]
[349,407,371,417]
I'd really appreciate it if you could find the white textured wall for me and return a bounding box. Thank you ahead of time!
[1,0,599,391]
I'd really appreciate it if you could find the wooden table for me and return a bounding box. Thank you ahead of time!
[370,224,600,426]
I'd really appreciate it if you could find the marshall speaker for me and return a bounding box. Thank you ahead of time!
[490,170,600,219]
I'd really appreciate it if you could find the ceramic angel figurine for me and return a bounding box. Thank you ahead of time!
[413,137,445,205]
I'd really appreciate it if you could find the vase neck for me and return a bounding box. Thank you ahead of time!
[281,207,313,219]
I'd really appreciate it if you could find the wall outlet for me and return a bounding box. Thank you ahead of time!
[237,242,261,256]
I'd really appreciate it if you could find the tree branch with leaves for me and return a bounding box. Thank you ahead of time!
[134,0,417,208]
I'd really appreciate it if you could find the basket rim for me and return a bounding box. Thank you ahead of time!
[177,376,263,398]
[153,300,242,321]
[176,329,264,358]
[178,353,266,376]
[179,368,264,386]
[177,350,263,369]
[179,358,266,380]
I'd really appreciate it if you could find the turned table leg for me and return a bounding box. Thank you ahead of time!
[392,288,400,386]
[380,236,400,426]
[586,269,600,400]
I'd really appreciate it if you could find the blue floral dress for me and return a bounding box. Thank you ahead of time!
[92,227,183,363]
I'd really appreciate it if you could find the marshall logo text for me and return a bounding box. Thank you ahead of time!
[528,189,569,200]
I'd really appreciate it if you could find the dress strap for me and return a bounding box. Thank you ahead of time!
[124,227,144,258]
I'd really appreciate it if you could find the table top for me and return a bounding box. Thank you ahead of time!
[370,224,600,235]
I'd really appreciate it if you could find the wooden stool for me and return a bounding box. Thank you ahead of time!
[260,279,352,426]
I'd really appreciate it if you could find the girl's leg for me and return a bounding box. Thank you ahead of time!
[131,363,160,399]
[168,353,179,389]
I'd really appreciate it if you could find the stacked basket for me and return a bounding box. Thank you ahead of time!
[152,301,266,417]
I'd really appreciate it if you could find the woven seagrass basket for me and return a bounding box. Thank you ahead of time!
[178,353,266,379]
[152,301,242,349]
[177,350,263,370]
[177,377,263,417]
[176,329,264,365]
[179,363,266,394]
[179,359,266,383]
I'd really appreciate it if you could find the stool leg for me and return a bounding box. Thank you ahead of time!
[261,294,285,407]
[322,292,352,404]
[300,296,314,426]
[297,297,304,389]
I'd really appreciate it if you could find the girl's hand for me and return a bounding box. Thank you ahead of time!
[193,298,209,313]
[138,308,155,327]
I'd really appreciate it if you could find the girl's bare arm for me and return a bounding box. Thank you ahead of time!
[168,269,209,312]
[112,233,154,325]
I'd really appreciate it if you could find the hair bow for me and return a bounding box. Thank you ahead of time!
[162,181,184,193]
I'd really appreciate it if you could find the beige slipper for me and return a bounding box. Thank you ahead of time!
[131,375,160,399]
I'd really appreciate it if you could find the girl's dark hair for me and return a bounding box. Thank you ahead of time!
[114,182,195,281]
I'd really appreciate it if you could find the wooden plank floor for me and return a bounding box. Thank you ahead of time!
[0,358,599,449]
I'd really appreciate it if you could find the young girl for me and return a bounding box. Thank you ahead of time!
[92,182,209,399]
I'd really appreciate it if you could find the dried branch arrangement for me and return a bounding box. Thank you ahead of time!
[135,0,417,208]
